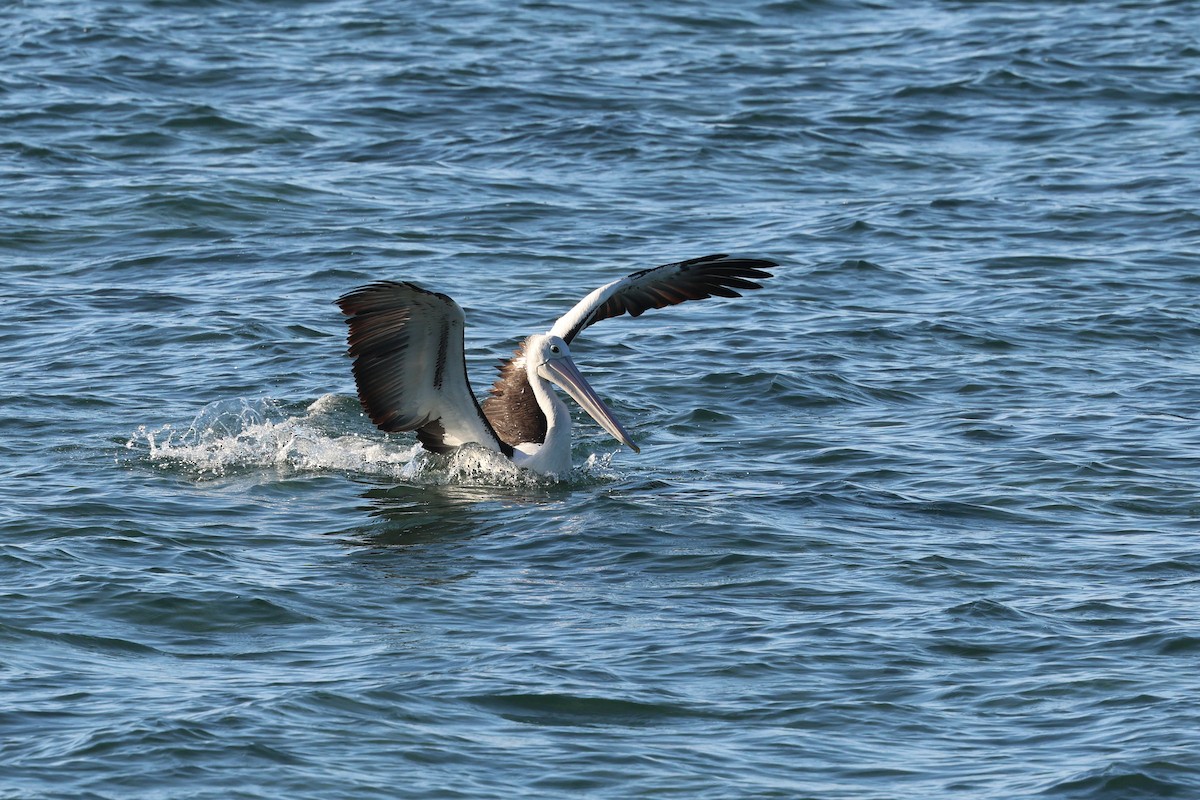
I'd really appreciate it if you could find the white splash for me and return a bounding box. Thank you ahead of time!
[124,394,567,487]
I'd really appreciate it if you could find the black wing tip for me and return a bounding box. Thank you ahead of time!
[679,255,778,295]
[334,280,443,315]
[680,253,779,277]
[336,279,401,306]
[625,253,778,286]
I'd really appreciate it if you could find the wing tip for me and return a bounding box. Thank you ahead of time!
[681,253,779,280]
[335,281,400,320]
[334,280,457,318]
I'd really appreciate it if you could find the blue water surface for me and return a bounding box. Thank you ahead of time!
[3,1,1200,798]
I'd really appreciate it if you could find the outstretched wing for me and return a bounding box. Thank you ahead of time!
[482,253,778,447]
[548,253,777,345]
[336,281,512,457]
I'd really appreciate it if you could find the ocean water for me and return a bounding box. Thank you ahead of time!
[3,0,1200,797]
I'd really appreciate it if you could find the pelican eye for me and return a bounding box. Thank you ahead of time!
[550,344,561,354]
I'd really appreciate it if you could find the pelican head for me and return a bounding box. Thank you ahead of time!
[526,334,639,453]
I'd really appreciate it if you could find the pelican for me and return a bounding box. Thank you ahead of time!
[336,253,777,477]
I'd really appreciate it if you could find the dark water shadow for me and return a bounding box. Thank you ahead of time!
[345,481,566,549]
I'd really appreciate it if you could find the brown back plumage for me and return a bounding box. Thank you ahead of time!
[481,339,547,447]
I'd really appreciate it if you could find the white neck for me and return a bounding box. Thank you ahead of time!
[510,364,574,477]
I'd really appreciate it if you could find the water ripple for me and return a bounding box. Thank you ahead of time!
[4,0,1200,798]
